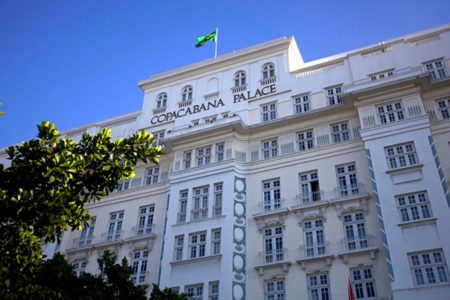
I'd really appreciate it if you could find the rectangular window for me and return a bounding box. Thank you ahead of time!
[297,130,314,151]
[192,186,209,221]
[263,179,281,211]
[377,102,404,124]
[424,59,447,81]
[216,142,225,162]
[145,167,159,185]
[186,284,203,300]
[437,99,450,119]
[189,231,206,259]
[178,189,188,223]
[213,183,223,217]
[409,249,449,286]
[265,279,285,300]
[184,150,192,169]
[211,228,221,255]
[369,70,394,81]
[336,163,359,197]
[117,179,130,192]
[153,131,165,147]
[197,146,212,166]
[326,85,343,105]
[299,171,321,204]
[331,122,350,143]
[343,213,368,251]
[385,142,418,169]
[73,261,87,277]
[107,211,124,241]
[308,273,330,300]
[261,103,277,122]
[79,216,96,246]
[174,235,184,261]
[131,250,148,284]
[294,94,310,114]
[137,205,154,235]
[397,191,432,223]
[264,227,284,263]
[262,139,278,159]
[351,266,377,299]
[304,219,326,257]
[209,281,219,300]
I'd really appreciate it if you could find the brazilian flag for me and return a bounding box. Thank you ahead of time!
[195,31,217,48]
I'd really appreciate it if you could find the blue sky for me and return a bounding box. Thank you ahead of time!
[1,0,449,147]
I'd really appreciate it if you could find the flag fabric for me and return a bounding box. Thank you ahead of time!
[348,277,356,300]
[195,30,217,48]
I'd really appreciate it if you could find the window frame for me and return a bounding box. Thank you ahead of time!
[409,249,450,286]
[424,59,447,81]
[211,228,221,255]
[331,122,350,143]
[385,142,419,170]
[191,185,209,221]
[261,138,278,159]
[264,279,285,300]
[297,130,314,151]
[174,235,184,261]
[293,93,311,114]
[213,182,223,217]
[326,85,343,105]
[307,272,330,300]
[181,85,193,101]
[156,92,168,108]
[262,63,275,79]
[189,231,207,259]
[145,166,159,185]
[131,250,149,284]
[233,71,246,87]
[261,102,277,122]
[437,99,450,119]
[137,205,154,235]
[107,211,124,241]
[196,145,212,166]
[396,191,432,223]
[351,266,377,299]
[376,101,405,124]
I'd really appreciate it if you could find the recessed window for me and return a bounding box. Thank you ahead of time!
[185,283,203,300]
[297,130,314,151]
[181,85,193,101]
[343,213,368,251]
[351,266,377,299]
[264,227,284,263]
[145,167,159,185]
[385,142,418,169]
[153,131,165,147]
[308,273,330,300]
[177,190,188,223]
[377,102,404,124]
[136,205,154,235]
[424,59,447,81]
[197,146,211,166]
[409,249,449,286]
[79,217,96,246]
[326,85,343,105]
[262,63,275,79]
[397,192,432,223]
[299,171,320,204]
[261,102,277,122]
[156,92,167,108]
[131,250,149,284]
[209,281,219,300]
[191,186,209,221]
[117,179,130,192]
[265,279,285,300]
[234,71,246,87]
[294,94,310,114]
[331,122,350,143]
[107,211,124,241]
[262,178,281,211]
[336,163,359,197]
[262,138,278,159]
[215,142,225,162]
[189,231,206,259]
[369,70,394,81]
[211,228,221,255]
[184,150,192,169]
[213,183,223,217]
[174,235,184,261]
[304,219,326,257]
[73,261,87,277]
[437,99,450,119]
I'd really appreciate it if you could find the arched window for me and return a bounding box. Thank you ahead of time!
[156,93,167,108]
[262,63,275,79]
[181,86,193,101]
[234,71,246,87]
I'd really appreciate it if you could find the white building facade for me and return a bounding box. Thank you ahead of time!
[52,24,450,300]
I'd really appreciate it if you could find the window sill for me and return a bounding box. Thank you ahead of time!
[398,217,437,228]
[386,164,423,174]
[170,254,222,266]
[173,214,226,227]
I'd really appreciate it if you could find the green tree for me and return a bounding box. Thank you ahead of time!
[149,284,188,300]
[0,121,162,298]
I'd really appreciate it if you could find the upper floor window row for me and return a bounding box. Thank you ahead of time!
[424,59,447,81]
[154,86,194,108]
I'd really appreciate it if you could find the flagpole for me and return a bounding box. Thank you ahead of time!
[214,27,218,58]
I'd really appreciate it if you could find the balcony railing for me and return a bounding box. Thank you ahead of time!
[99,230,123,244]
[341,235,374,252]
[177,212,187,224]
[132,224,154,236]
[259,248,288,265]
[260,76,277,86]
[190,208,208,221]
[231,84,247,94]
[256,198,286,214]
[131,271,149,285]
[334,183,367,200]
[299,242,329,258]
[177,99,192,108]
[296,191,324,205]
[152,107,166,114]
[67,236,95,250]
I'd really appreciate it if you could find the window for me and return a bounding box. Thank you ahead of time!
[216,142,225,162]
[265,279,285,300]
[178,190,188,223]
[299,171,321,204]
[297,130,314,151]
[326,85,343,105]
[437,99,450,119]
[351,266,376,299]
[184,150,192,169]
[331,122,350,143]
[370,70,394,81]
[294,94,310,114]
[137,205,154,235]
[79,216,95,246]
[409,249,449,286]
[107,211,124,241]
[73,261,87,277]
[234,71,246,87]
[343,213,368,251]
[145,167,159,185]
[397,192,432,223]
[189,231,206,259]
[377,102,404,124]
[174,235,184,261]
[262,139,278,159]
[192,186,209,221]
[211,228,221,255]
[264,227,284,263]
[209,281,219,300]
[117,179,130,192]
[153,131,165,147]
[336,163,359,197]
[308,273,330,300]
[213,183,223,217]
[156,93,167,108]
[263,179,281,211]
[385,142,418,169]
[261,103,277,122]
[182,85,193,101]
[304,219,325,257]
[424,59,447,81]
[262,63,275,79]
[186,283,203,300]
[131,250,148,284]
[197,146,211,166]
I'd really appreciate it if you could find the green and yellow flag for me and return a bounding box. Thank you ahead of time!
[195,30,217,48]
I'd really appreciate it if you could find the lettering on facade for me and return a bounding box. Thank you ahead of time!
[151,99,225,124]
[233,84,276,103]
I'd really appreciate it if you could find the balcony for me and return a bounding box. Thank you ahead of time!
[131,271,149,285]
[94,231,124,247]
[337,235,378,263]
[253,198,289,217]
[152,107,166,114]
[255,248,291,275]
[296,243,334,269]
[231,84,247,94]
[190,208,208,221]
[260,76,277,86]
[66,236,95,253]
[330,183,369,204]
[125,225,156,242]
[177,99,192,108]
